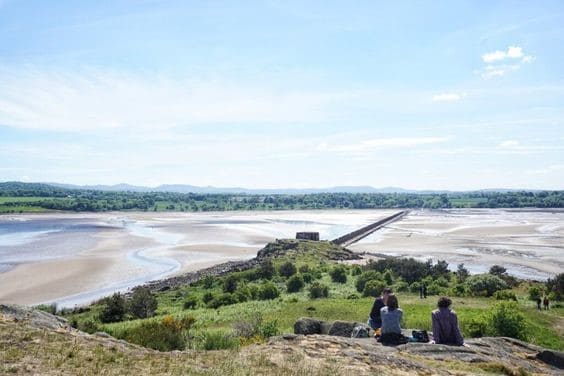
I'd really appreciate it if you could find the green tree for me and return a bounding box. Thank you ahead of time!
[279,261,297,278]
[259,282,280,300]
[329,266,347,284]
[99,293,126,323]
[465,274,508,297]
[456,263,470,283]
[286,275,305,293]
[128,287,158,319]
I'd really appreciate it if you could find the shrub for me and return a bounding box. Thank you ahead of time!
[309,282,329,299]
[35,303,57,315]
[183,296,199,310]
[409,281,422,294]
[528,285,543,301]
[201,275,215,289]
[465,316,488,338]
[329,265,347,283]
[233,313,280,340]
[202,292,215,304]
[465,274,508,297]
[286,275,305,293]
[128,287,158,319]
[355,270,382,293]
[347,293,360,299]
[125,315,195,351]
[365,257,432,284]
[487,302,527,340]
[493,290,517,301]
[489,265,507,276]
[363,279,387,297]
[223,275,238,293]
[426,282,447,296]
[234,285,252,302]
[456,263,470,282]
[258,260,276,280]
[393,281,409,292]
[546,273,564,300]
[383,269,394,285]
[279,261,297,278]
[207,293,238,309]
[298,265,311,273]
[77,319,99,334]
[450,283,467,297]
[258,282,280,300]
[99,293,126,323]
[301,273,313,283]
[199,330,239,350]
[351,265,362,276]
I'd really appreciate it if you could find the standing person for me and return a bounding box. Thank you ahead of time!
[367,287,393,330]
[419,283,425,299]
[380,294,406,345]
[423,283,428,299]
[536,296,542,310]
[431,297,464,346]
[543,296,550,310]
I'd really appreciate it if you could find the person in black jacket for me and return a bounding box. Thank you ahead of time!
[367,287,393,330]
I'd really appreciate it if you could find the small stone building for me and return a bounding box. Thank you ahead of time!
[296,232,320,241]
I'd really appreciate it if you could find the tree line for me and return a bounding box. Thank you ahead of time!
[1,182,563,212]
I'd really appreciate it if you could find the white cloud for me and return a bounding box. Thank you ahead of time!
[432,93,462,102]
[0,68,355,131]
[479,46,533,79]
[481,46,530,63]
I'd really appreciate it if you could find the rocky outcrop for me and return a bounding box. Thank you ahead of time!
[268,334,563,375]
[0,304,71,331]
[294,317,371,337]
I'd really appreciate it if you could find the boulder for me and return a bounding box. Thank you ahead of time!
[328,320,358,337]
[294,317,322,335]
[536,350,564,369]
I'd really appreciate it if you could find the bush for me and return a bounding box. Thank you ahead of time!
[301,273,313,283]
[258,282,280,300]
[202,292,215,304]
[363,279,387,297]
[286,275,305,293]
[207,293,238,309]
[223,275,238,293]
[393,281,409,292]
[309,282,329,299]
[426,282,447,296]
[77,319,99,334]
[351,265,362,276]
[279,261,297,278]
[347,293,360,299]
[355,271,382,293]
[450,283,467,297]
[99,293,126,323]
[233,313,280,339]
[201,275,215,289]
[546,273,564,300]
[35,303,57,315]
[409,281,421,294]
[183,296,199,310]
[365,257,432,284]
[125,315,195,351]
[199,330,239,350]
[128,287,158,319]
[487,302,527,340]
[329,266,347,283]
[465,274,508,297]
[465,316,488,338]
[493,290,517,301]
[298,265,311,273]
[383,269,394,285]
[528,285,543,301]
[234,285,252,302]
[258,260,276,280]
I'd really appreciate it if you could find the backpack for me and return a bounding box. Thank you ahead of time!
[351,325,370,338]
[411,330,429,343]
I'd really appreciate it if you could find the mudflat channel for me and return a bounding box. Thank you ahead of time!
[0,209,562,307]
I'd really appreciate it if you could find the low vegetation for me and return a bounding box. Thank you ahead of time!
[51,241,563,354]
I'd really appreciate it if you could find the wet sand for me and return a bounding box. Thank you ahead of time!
[350,209,564,280]
[0,210,387,306]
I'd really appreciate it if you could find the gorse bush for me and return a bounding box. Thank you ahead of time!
[487,301,527,340]
[309,282,329,299]
[125,315,195,351]
[493,290,518,301]
[286,275,305,293]
[355,270,382,293]
[363,279,386,297]
[258,282,280,300]
[329,266,347,283]
[279,261,297,278]
[465,274,508,297]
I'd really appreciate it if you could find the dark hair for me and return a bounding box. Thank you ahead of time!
[387,294,399,311]
[382,287,393,295]
[437,296,452,308]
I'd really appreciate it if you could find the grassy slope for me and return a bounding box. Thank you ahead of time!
[68,240,563,351]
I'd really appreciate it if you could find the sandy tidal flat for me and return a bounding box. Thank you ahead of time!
[0,210,389,306]
[350,209,564,280]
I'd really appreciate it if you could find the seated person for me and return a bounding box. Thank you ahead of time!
[431,296,464,346]
[367,287,393,330]
[379,294,406,345]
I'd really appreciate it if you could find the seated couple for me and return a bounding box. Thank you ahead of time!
[368,288,463,346]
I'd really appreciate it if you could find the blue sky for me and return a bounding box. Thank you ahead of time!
[0,1,563,190]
